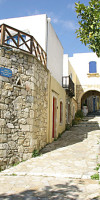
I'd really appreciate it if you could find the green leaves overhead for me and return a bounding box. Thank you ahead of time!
[75,0,100,57]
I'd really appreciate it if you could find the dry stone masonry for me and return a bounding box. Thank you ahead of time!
[0,47,48,170]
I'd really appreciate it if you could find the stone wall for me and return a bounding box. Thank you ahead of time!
[0,48,48,170]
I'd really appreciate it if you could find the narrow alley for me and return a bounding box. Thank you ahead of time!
[0,116,100,200]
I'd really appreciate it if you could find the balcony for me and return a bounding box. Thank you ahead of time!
[62,76,75,97]
[0,24,47,66]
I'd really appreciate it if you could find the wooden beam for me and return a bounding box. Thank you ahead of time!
[1,24,5,45]
[5,28,18,47]
[19,33,30,52]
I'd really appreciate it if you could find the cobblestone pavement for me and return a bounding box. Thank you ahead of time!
[0,116,100,199]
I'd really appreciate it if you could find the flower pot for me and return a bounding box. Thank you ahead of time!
[82,106,88,116]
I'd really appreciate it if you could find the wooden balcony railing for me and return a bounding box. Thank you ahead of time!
[62,76,75,97]
[0,24,47,66]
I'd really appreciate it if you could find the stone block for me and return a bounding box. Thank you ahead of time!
[0,134,7,143]
[30,110,34,118]
[12,133,18,141]
[18,145,24,153]
[28,56,34,63]
[0,104,8,110]
[23,139,30,147]
[7,123,14,129]
[8,141,16,150]
[18,138,24,145]
[0,150,6,157]
[4,111,11,119]
[18,118,27,125]
[23,153,32,160]
[0,119,6,126]
[26,96,34,103]
[26,69,33,76]
[2,128,11,134]
[2,90,8,96]
[0,144,4,150]
[11,57,17,62]
[27,118,33,125]
[4,83,13,91]
[20,125,30,132]
[19,58,24,64]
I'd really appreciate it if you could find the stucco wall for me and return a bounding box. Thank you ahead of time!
[0,47,48,170]
[48,75,66,143]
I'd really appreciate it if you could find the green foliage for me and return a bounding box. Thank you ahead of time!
[91,173,99,180]
[32,149,41,157]
[11,173,17,176]
[54,133,62,141]
[54,138,57,141]
[94,163,100,171]
[75,110,83,119]
[65,124,71,130]
[12,162,20,167]
[58,133,62,138]
[75,0,100,57]
[91,163,100,180]
[72,110,83,126]
[72,118,78,126]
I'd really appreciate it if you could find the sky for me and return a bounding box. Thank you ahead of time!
[0,0,92,57]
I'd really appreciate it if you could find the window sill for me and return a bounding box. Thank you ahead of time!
[87,73,99,77]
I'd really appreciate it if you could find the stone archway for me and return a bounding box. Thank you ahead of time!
[81,90,100,113]
[77,85,100,110]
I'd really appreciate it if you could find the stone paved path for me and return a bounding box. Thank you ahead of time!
[0,116,100,199]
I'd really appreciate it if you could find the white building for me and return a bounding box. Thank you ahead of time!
[0,14,63,85]
[63,52,100,112]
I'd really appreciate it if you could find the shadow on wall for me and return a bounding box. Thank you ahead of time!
[0,180,82,199]
[40,116,100,154]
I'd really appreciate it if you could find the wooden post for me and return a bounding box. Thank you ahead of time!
[30,36,33,54]
[1,24,5,45]
[17,32,20,48]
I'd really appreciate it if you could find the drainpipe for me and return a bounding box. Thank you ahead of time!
[46,16,51,69]
[46,16,51,143]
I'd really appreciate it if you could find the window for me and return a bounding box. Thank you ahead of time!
[60,101,63,123]
[89,61,97,73]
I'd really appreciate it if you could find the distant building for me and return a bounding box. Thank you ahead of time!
[63,52,100,114]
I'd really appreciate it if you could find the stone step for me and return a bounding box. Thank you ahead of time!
[74,122,100,127]
[74,124,100,127]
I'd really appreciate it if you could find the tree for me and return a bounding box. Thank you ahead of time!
[75,0,100,57]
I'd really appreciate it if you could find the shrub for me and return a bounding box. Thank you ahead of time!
[75,110,83,119]
[32,149,41,157]
[91,173,99,180]
[65,124,71,130]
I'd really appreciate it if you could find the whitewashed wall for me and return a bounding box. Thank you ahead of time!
[63,54,68,76]
[47,22,63,85]
[0,14,63,85]
[0,14,47,51]
[69,53,100,85]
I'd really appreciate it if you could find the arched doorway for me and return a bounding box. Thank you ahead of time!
[81,90,100,114]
